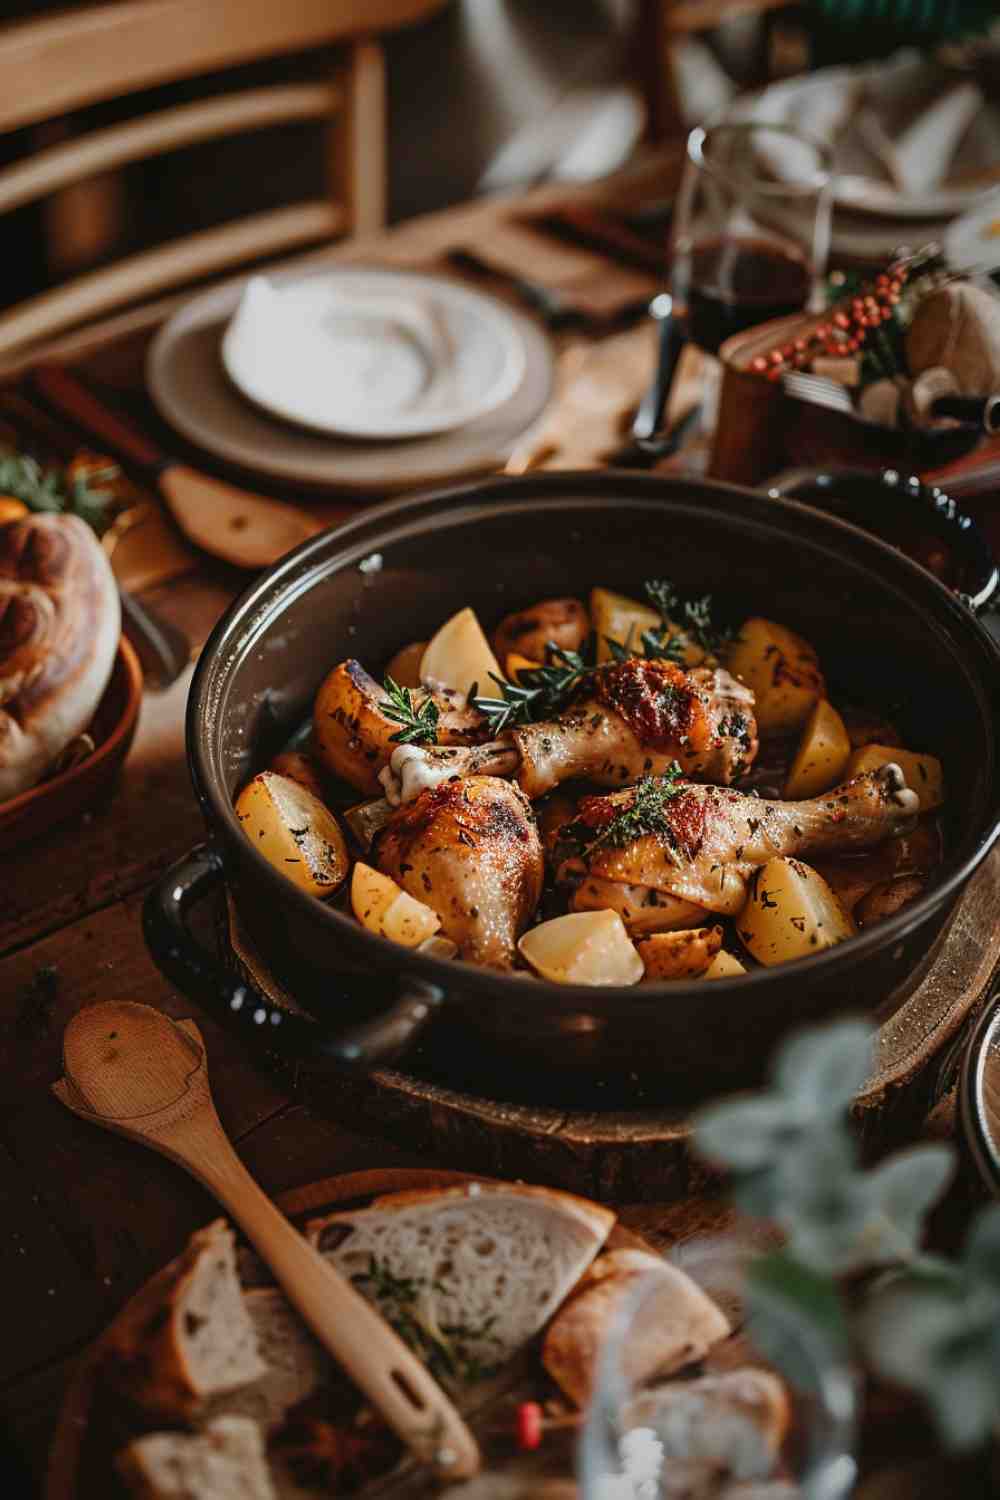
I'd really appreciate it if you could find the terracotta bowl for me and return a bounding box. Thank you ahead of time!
[0,637,143,852]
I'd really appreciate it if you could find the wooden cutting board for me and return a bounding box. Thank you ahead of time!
[46,1166,749,1500]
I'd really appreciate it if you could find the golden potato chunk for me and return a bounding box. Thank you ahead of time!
[235,772,348,898]
[844,745,943,813]
[518,910,644,986]
[737,857,856,966]
[350,862,440,947]
[726,618,825,734]
[384,640,427,689]
[492,597,589,664]
[590,586,704,666]
[637,925,723,981]
[784,699,851,799]
[419,607,502,698]
[703,950,748,979]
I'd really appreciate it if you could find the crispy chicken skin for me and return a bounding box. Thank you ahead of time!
[377,775,544,969]
[511,660,757,797]
[556,764,919,917]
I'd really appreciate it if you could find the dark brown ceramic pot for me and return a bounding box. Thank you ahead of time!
[144,472,1000,1095]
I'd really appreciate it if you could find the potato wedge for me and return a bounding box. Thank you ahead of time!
[703,950,748,979]
[268,749,325,801]
[518,910,644,986]
[235,772,348,898]
[384,641,427,689]
[737,856,856,966]
[844,744,944,813]
[726,618,825,734]
[784,699,851,799]
[591,586,705,666]
[350,862,440,947]
[637,925,723,981]
[492,597,589,664]
[419,607,502,699]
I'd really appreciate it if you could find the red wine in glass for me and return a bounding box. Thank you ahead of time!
[684,235,812,355]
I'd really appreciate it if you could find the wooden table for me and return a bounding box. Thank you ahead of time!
[1,152,998,1495]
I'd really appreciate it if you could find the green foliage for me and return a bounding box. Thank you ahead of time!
[470,643,595,734]
[692,1016,1000,1452]
[379,677,439,745]
[0,453,119,535]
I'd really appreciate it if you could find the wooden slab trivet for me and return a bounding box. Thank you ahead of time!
[47,1166,678,1500]
[224,849,1000,1203]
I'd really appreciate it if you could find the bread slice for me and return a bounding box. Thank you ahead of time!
[542,1248,730,1407]
[306,1182,615,1384]
[205,1288,330,1432]
[115,1415,276,1500]
[626,1369,790,1481]
[107,1220,266,1418]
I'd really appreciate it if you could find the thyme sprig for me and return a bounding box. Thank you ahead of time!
[560,766,687,863]
[470,643,595,736]
[641,578,736,661]
[353,1255,502,1385]
[0,453,119,535]
[379,676,439,745]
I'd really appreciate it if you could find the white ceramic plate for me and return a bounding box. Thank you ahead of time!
[736,57,1000,221]
[945,191,1000,274]
[147,263,555,495]
[220,267,527,439]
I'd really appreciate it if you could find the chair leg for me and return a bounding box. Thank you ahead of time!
[330,37,386,237]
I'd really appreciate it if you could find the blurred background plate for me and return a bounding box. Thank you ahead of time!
[148,268,555,494]
[220,268,527,440]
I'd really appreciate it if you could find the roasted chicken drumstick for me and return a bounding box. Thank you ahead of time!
[380,658,757,804]
[377,775,544,969]
[559,764,919,926]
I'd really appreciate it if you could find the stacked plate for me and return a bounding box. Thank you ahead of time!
[733,50,1000,267]
[148,266,555,494]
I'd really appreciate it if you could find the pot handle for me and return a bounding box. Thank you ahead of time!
[142,845,442,1069]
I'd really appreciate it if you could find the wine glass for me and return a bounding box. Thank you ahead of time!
[578,1240,858,1500]
[671,122,834,360]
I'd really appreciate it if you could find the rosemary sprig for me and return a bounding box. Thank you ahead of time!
[642,578,735,660]
[0,453,119,535]
[378,676,439,745]
[470,643,595,736]
[353,1255,501,1385]
[559,766,687,864]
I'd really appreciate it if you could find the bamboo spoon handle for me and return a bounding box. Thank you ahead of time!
[53,1002,480,1482]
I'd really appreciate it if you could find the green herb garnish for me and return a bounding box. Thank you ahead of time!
[470,643,595,735]
[379,676,439,745]
[0,453,119,535]
[558,765,687,866]
[353,1255,501,1385]
[643,578,735,661]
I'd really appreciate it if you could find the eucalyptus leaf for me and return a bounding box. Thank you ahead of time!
[692,1095,804,1172]
[746,1250,849,1387]
[961,1201,1000,1289]
[864,1145,955,1254]
[773,1019,874,1114]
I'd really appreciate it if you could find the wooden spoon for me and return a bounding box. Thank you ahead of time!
[32,365,320,570]
[52,1000,480,1482]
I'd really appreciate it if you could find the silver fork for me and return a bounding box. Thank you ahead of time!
[781,370,855,416]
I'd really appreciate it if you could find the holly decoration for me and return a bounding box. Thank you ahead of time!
[750,259,913,384]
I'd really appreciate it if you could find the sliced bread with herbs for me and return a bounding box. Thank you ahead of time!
[205,1287,331,1432]
[106,1220,265,1418]
[306,1182,615,1386]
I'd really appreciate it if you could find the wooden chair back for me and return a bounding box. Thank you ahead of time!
[0,0,448,360]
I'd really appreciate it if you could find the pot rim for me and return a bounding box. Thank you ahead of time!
[187,469,1000,1012]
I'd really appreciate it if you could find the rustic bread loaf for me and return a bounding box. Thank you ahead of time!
[107,1220,266,1419]
[116,1415,276,1500]
[306,1182,615,1382]
[0,512,119,800]
[626,1368,790,1481]
[542,1247,731,1407]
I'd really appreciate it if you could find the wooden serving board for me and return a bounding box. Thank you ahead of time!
[47,1166,749,1500]
[227,850,1000,1203]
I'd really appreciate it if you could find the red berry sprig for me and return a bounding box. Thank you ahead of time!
[749,260,911,382]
